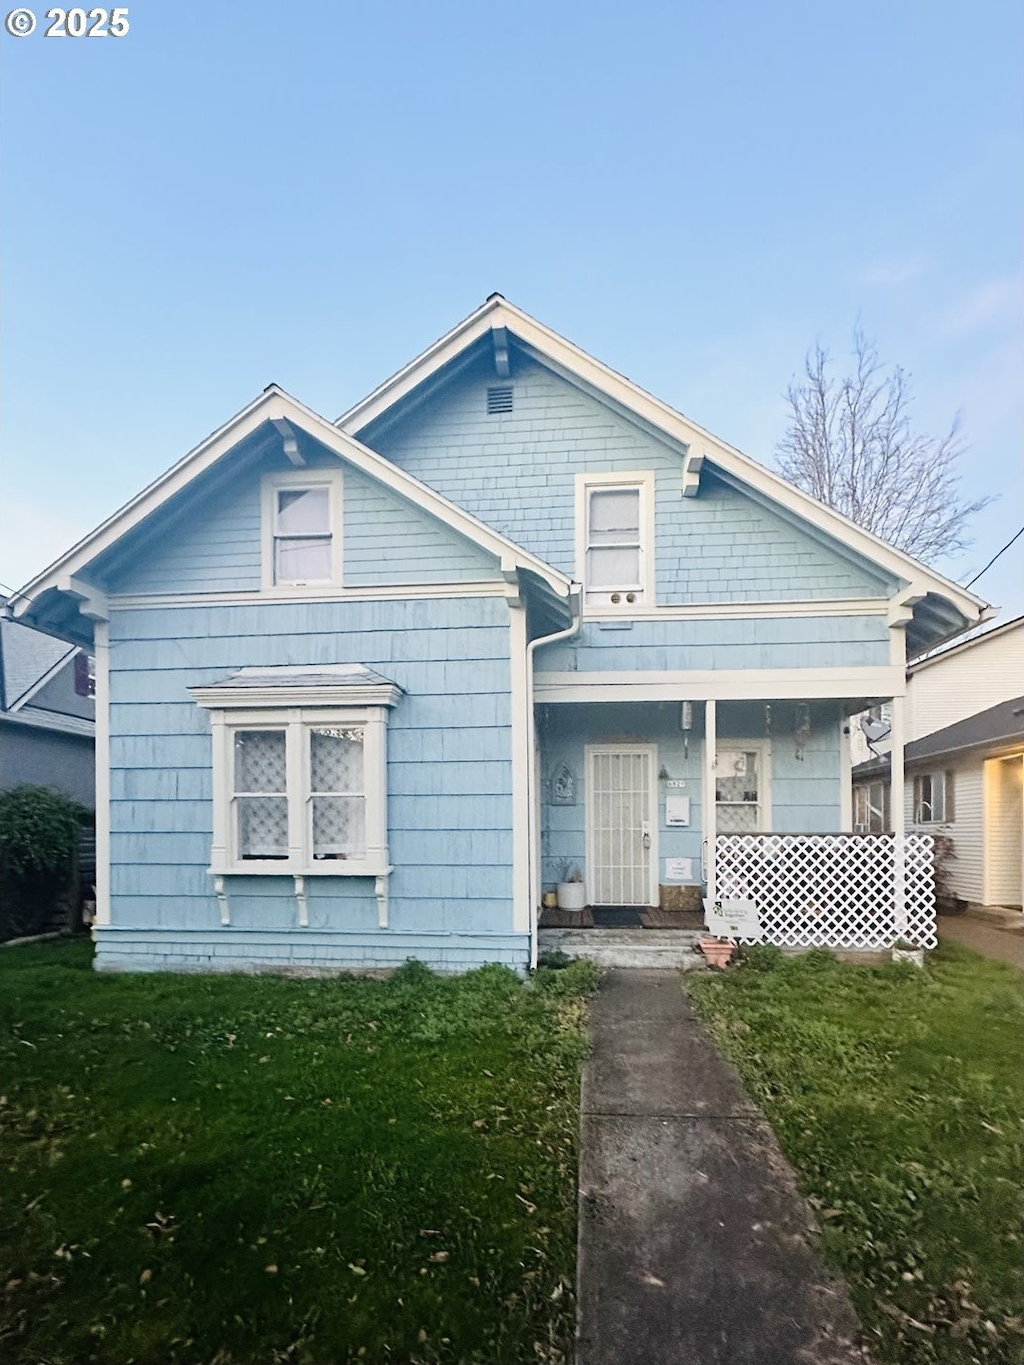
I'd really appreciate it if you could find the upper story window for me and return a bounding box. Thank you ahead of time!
[262,470,343,590]
[576,471,654,609]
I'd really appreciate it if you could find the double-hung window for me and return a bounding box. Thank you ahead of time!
[262,470,343,589]
[913,771,954,824]
[191,666,402,876]
[576,472,654,608]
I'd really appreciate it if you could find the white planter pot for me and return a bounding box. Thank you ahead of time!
[557,881,587,912]
[892,947,925,968]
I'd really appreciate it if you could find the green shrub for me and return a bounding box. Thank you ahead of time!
[0,786,88,881]
[738,942,786,972]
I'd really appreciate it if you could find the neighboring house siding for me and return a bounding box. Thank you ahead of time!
[985,756,1023,907]
[537,614,890,674]
[100,595,522,971]
[363,352,895,603]
[0,724,95,807]
[109,448,500,597]
[907,760,985,904]
[30,662,95,720]
[908,624,1024,741]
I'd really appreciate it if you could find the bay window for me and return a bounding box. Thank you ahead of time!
[191,666,402,876]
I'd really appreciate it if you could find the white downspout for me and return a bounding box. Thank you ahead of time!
[525,584,583,969]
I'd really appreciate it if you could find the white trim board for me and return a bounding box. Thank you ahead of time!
[10,386,572,621]
[535,665,905,703]
[338,296,988,628]
[107,582,511,611]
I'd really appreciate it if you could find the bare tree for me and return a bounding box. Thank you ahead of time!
[776,330,991,562]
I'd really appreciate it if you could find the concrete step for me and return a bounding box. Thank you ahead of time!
[539,927,706,971]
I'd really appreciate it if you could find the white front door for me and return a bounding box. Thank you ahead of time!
[586,745,658,906]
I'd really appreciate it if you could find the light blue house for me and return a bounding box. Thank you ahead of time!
[11,298,990,972]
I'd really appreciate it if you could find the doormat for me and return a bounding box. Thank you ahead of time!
[641,906,704,930]
[539,906,595,928]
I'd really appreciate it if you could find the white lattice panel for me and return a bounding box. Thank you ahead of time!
[715,834,936,949]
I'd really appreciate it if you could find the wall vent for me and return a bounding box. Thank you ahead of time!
[487,385,514,414]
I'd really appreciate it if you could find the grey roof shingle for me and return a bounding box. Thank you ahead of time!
[0,617,77,712]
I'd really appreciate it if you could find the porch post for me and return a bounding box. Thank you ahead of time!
[704,699,717,905]
[890,693,907,934]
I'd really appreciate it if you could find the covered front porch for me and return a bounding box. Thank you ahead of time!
[535,695,934,957]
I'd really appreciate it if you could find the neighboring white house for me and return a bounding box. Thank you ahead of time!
[852,616,1024,915]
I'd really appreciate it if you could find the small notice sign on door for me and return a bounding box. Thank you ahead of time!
[702,897,763,940]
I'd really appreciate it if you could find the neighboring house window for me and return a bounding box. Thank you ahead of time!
[715,746,771,833]
[74,651,96,697]
[576,471,654,607]
[913,771,954,824]
[853,780,890,833]
[191,668,401,877]
[262,470,343,589]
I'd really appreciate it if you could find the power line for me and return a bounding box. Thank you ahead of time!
[964,525,1024,588]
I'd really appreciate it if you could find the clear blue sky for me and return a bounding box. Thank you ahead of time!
[2,0,1021,617]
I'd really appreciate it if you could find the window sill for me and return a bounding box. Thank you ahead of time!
[210,862,391,878]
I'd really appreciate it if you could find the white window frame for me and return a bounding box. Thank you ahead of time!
[261,468,344,592]
[193,690,395,877]
[575,470,655,610]
[712,739,773,833]
[913,770,954,825]
[853,779,890,834]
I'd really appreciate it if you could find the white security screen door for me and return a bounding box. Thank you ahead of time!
[586,746,658,905]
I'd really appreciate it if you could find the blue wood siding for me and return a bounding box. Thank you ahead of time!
[539,700,842,889]
[536,614,891,673]
[101,595,526,972]
[362,352,897,603]
[108,446,500,597]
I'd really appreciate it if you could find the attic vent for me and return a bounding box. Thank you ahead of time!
[487,385,514,414]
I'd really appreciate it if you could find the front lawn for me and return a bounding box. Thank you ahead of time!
[688,943,1024,1365]
[0,941,598,1364]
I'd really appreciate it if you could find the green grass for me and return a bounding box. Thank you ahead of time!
[688,943,1024,1365]
[0,941,600,1365]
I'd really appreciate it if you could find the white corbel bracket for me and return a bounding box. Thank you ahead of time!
[271,417,304,466]
[375,869,393,928]
[888,589,926,629]
[682,447,704,498]
[491,326,510,379]
[293,874,309,927]
[500,557,523,608]
[213,874,231,926]
[57,574,109,623]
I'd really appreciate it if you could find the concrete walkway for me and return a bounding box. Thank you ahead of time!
[577,970,868,1364]
[936,913,1024,969]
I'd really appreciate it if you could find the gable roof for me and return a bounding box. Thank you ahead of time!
[340,296,990,649]
[0,615,77,712]
[8,385,573,634]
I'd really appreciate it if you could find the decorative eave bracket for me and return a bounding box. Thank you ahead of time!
[271,417,304,466]
[501,557,523,609]
[682,447,704,498]
[57,574,109,623]
[491,326,510,379]
[888,586,926,630]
